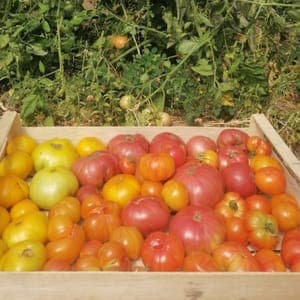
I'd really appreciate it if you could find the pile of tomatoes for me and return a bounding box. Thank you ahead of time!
[0,128,299,272]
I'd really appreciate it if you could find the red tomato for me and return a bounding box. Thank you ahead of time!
[186,135,217,160]
[173,161,225,207]
[42,258,72,271]
[141,231,185,271]
[107,133,149,174]
[212,241,260,271]
[218,146,249,170]
[214,192,247,221]
[222,162,256,198]
[271,193,298,208]
[182,251,219,272]
[225,217,248,246]
[281,227,300,268]
[121,195,170,237]
[80,240,103,258]
[97,240,131,271]
[247,136,272,156]
[255,167,286,195]
[245,210,279,250]
[71,150,120,187]
[245,194,272,214]
[217,128,249,151]
[290,255,300,272]
[169,205,225,254]
[73,255,101,271]
[254,249,286,272]
[76,184,100,202]
[149,132,187,167]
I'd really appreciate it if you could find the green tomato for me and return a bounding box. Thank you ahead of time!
[0,240,47,271]
[29,167,79,210]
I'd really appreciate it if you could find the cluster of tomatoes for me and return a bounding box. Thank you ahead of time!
[0,128,299,272]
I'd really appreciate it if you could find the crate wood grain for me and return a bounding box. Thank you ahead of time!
[0,111,300,300]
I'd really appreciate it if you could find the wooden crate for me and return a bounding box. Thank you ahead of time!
[0,111,300,300]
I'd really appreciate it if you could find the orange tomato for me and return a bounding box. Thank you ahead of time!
[10,199,39,221]
[0,207,10,236]
[199,150,219,168]
[47,215,74,241]
[250,155,283,173]
[75,136,106,157]
[6,134,37,155]
[254,248,286,272]
[271,193,298,208]
[73,255,101,271]
[0,174,29,208]
[161,179,189,211]
[109,35,129,49]
[140,180,163,198]
[246,136,272,156]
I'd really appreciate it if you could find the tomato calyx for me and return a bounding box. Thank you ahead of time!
[192,211,203,223]
[22,248,34,257]
[50,143,62,150]
[264,221,277,235]
[229,200,238,212]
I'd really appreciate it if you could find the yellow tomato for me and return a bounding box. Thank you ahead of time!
[76,136,106,157]
[6,134,37,155]
[10,199,39,221]
[0,207,10,236]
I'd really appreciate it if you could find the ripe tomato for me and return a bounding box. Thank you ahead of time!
[195,150,219,168]
[0,207,10,236]
[80,194,110,219]
[73,255,101,271]
[224,217,248,246]
[212,241,260,271]
[246,136,272,156]
[138,152,176,182]
[0,150,34,179]
[245,210,279,250]
[150,132,187,167]
[80,240,103,258]
[290,255,300,272]
[110,226,144,260]
[47,215,74,241]
[214,192,247,221]
[141,231,185,271]
[245,194,271,214]
[140,180,163,198]
[75,136,106,157]
[102,174,141,208]
[161,179,189,212]
[218,146,249,170]
[97,240,131,271]
[9,199,39,221]
[76,184,100,203]
[182,251,219,272]
[255,167,286,195]
[169,205,225,254]
[250,154,283,173]
[6,134,37,155]
[281,227,300,268]
[271,193,298,208]
[254,249,286,272]
[0,174,29,208]
[42,258,72,271]
[186,135,217,160]
[121,195,170,237]
[216,128,249,151]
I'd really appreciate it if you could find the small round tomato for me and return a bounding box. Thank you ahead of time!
[254,248,286,272]
[245,194,271,214]
[182,251,219,272]
[141,231,185,272]
[250,155,283,173]
[109,35,129,49]
[75,136,106,157]
[247,136,272,156]
[225,217,248,246]
[102,174,141,208]
[255,167,286,195]
[0,207,10,236]
[9,199,39,221]
[161,179,189,212]
[140,180,163,198]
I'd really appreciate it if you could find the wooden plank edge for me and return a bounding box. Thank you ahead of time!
[251,114,300,183]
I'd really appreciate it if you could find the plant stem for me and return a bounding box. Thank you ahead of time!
[237,0,300,7]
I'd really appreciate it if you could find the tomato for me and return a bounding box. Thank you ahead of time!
[0,150,34,179]
[0,207,10,236]
[102,173,141,208]
[76,184,100,202]
[222,162,256,198]
[186,135,217,160]
[197,150,219,168]
[216,128,249,151]
[107,133,149,175]
[0,239,7,259]
[42,258,72,271]
[71,150,120,187]
[224,217,248,246]
[29,167,79,210]
[245,210,279,250]
[271,200,300,232]
[48,196,81,223]
[281,227,300,268]
[75,136,106,157]
[245,194,271,214]
[212,241,260,271]
[255,167,286,195]
[161,179,189,212]
[149,132,187,167]
[141,231,185,271]
[0,174,29,208]
[109,35,129,49]
[138,152,176,182]
[247,136,272,156]
[47,215,74,241]
[6,134,37,155]
[73,255,101,271]
[10,199,39,221]
[121,195,170,237]
[97,240,131,271]
[214,192,247,221]
[140,180,163,198]
[119,95,134,110]
[110,226,144,260]
[250,154,283,173]
[271,193,298,208]
[3,211,48,248]
[169,205,225,254]
[254,249,286,272]
[80,240,103,258]
[0,240,47,271]
[218,146,249,170]
[32,138,79,171]
[173,161,225,207]
[182,250,219,272]
[80,194,107,219]
[290,255,300,272]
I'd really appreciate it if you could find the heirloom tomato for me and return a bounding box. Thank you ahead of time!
[254,249,286,272]
[10,199,39,221]
[216,129,249,151]
[6,134,37,155]
[140,180,163,198]
[182,250,219,272]
[73,255,101,271]
[245,194,271,214]
[246,136,272,156]
[76,184,100,202]
[224,217,248,246]
[281,227,300,269]
[42,258,72,271]
[80,239,103,258]
[141,231,185,272]
[186,135,217,160]
[80,194,107,219]
[75,136,105,157]
[198,150,219,168]
[47,215,74,241]
[250,154,283,173]
[218,146,248,170]
[0,207,10,236]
